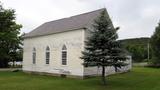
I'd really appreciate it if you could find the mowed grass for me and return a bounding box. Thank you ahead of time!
[0,67,160,90]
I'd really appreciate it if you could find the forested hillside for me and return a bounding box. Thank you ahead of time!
[119,37,151,62]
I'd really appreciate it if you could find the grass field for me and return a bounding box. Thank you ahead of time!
[0,67,160,90]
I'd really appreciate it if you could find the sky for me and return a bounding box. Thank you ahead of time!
[1,0,160,39]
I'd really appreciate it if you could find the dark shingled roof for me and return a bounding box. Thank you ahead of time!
[24,8,108,38]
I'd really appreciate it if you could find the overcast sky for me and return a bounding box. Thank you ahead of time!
[1,0,160,39]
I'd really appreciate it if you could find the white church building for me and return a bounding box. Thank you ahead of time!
[23,8,132,78]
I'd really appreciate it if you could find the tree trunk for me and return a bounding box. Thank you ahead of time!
[102,66,106,85]
[115,66,118,72]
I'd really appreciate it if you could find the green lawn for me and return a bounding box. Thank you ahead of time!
[0,67,160,90]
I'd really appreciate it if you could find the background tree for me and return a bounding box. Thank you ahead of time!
[119,37,152,62]
[0,2,22,68]
[81,10,127,85]
[150,21,160,66]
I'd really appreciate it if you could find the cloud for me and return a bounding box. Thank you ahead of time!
[1,0,160,39]
[104,0,160,39]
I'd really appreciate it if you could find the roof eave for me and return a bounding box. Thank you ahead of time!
[23,27,86,39]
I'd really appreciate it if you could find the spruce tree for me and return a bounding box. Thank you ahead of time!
[81,10,127,84]
[150,21,160,66]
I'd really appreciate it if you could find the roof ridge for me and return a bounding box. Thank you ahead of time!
[68,8,106,18]
[46,8,106,23]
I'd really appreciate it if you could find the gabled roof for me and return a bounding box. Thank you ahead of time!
[24,8,108,38]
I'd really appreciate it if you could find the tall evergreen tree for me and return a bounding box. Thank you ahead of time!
[81,10,127,84]
[150,21,160,66]
[0,2,22,67]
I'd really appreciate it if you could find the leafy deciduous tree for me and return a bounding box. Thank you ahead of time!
[150,21,160,66]
[0,2,22,68]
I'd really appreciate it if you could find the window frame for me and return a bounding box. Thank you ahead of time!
[32,48,36,64]
[45,46,50,64]
[62,45,67,65]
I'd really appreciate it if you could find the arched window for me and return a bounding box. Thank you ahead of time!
[62,45,67,65]
[32,48,36,64]
[46,46,50,64]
